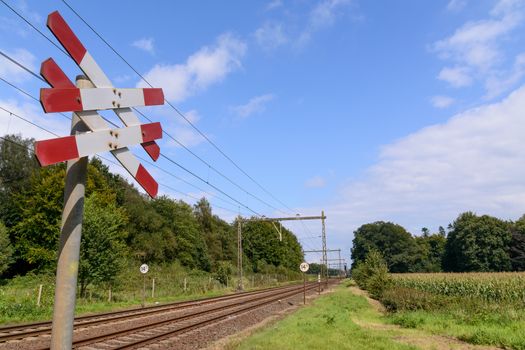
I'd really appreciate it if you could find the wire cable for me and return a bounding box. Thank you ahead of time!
[60,0,296,215]
[0,54,261,215]
[0,111,242,216]
[0,0,69,57]
[0,6,289,216]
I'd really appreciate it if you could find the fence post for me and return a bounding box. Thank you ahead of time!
[152,278,155,298]
[108,286,112,303]
[183,277,187,292]
[37,284,43,307]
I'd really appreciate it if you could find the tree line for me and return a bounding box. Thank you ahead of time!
[0,134,304,291]
[351,213,525,273]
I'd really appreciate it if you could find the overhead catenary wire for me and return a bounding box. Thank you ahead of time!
[0,4,291,217]
[0,51,262,216]
[0,112,242,216]
[59,0,296,215]
[0,71,243,211]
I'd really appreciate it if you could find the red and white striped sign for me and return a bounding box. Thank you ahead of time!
[39,58,159,197]
[35,122,161,166]
[40,87,164,113]
[35,12,167,197]
[46,11,162,161]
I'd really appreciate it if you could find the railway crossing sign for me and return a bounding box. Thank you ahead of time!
[35,11,164,198]
[38,10,166,350]
[300,262,309,272]
[140,264,149,274]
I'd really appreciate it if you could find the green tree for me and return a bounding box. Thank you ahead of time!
[151,196,211,271]
[242,220,303,272]
[0,221,13,275]
[443,212,512,272]
[351,221,417,272]
[510,215,525,271]
[9,165,65,273]
[412,229,446,272]
[351,249,391,298]
[0,134,38,229]
[78,194,128,296]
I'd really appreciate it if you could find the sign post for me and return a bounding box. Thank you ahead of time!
[34,11,164,350]
[300,262,309,305]
[140,264,149,307]
[318,273,321,295]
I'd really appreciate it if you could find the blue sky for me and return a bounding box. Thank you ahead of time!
[2,0,525,265]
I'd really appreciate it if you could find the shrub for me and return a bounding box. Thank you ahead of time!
[351,249,392,298]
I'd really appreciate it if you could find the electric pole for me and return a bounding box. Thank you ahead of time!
[321,210,328,287]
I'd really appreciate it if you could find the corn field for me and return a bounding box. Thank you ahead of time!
[391,272,525,304]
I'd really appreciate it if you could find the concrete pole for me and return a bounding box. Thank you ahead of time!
[50,76,91,350]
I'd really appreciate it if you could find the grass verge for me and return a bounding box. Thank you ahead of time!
[229,281,417,350]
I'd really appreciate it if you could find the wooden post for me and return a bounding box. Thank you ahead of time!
[184,277,187,292]
[108,286,112,303]
[152,278,155,298]
[37,284,43,307]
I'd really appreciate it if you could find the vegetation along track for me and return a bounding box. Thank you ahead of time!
[0,281,329,348]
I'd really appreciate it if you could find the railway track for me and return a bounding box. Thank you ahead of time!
[0,281,330,349]
[0,282,308,342]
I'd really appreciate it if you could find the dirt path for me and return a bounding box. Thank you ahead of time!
[348,286,502,350]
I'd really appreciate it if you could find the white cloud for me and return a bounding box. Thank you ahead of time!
[139,34,246,102]
[132,38,154,54]
[311,85,525,246]
[447,0,468,12]
[254,22,288,50]
[437,66,472,87]
[230,94,274,119]
[0,99,68,141]
[305,176,326,188]
[0,48,36,83]
[266,0,283,11]
[163,109,205,149]
[484,52,525,98]
[433,0,525,97]
[298,0,352,47]
[430,95,455,108]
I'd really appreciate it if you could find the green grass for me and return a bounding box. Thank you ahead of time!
[0,269,298,325]
[383,273,525,350]
[231,281,417,350]
[388,306,525,349]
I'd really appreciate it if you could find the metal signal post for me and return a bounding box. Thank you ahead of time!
[34,11,165,349]
[50,76,91,350]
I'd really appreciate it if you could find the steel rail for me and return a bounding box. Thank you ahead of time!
[0,282,305,342]
[62,283,321,349]
[114,282,328,350]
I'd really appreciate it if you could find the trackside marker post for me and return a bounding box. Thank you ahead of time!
[300,262,309,305]
[35,11,165,349]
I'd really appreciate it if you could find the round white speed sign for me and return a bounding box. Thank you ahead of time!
[139,264,149,274]
[299,262,309,272]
